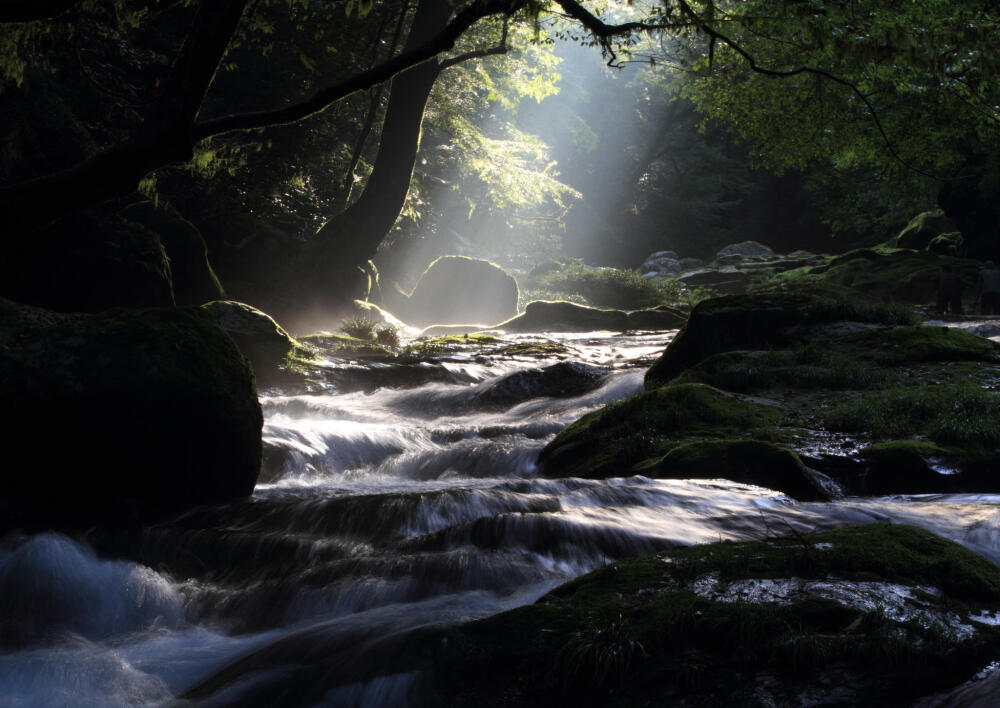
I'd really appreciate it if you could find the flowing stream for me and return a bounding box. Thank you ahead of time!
[3,329,1000,706]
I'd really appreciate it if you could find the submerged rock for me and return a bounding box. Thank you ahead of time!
[392,256,519,328]
[0,299,262,523]
[716,240,775,259]
[473,362,609,408]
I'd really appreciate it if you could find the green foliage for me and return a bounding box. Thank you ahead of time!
[828,385,1000,447]
[339,317,378,341]
[373,323,400,347]
[677,0,1000,183]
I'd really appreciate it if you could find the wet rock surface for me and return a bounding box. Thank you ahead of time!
[427,524,1000,707]
[542,286,1000,498]
[0,298,263,522]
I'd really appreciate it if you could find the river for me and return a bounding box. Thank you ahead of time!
[2,329,1000,706]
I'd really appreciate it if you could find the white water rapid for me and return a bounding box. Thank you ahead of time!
[3,330,1000,706]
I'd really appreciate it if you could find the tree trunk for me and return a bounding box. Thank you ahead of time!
[301,0,451,305]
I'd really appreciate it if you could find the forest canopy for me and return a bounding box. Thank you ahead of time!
[2,0,999,321]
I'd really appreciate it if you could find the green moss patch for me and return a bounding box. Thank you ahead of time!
[433,524,1000,705]
[538,383,780,479]
[845,325,1000,365]
[827,385,1000,447]
[675,348,894,392]
[633,440,831,501]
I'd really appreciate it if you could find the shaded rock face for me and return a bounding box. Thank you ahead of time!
[0,209,174,313]
[124,202,225,306]
[473,362,609,408]
[499,300,629,332]
[677,267,750,294]
[0,299,262,522]
[645,292,817,387]
[202,300,300,376]
[395,256,519,328]
[896,210,959,251]
[429,525,1000,707]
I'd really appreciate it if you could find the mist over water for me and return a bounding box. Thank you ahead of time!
[3,330,1000,706]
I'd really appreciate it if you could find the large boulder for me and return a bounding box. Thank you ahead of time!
[896,210,958,250]
[394,256,518,328]
[499,300,629,332]
[0,209,174,313]
[0,299,263,522]
[202,300,306,385]
[644,289,916,388]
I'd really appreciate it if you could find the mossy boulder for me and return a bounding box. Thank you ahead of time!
[473,362,608,408]
[645,290,914,388]
[928,231,965,257]
[0,299,262,522]
[538,383,779,479]
[202,300,312,386]
[429,524,1000,706]
[633,440,832,501]
[0,208,174,313]
[625,305,687,330]
[896,209,959,250]
[499,300,629,332]
[781,247,979,305]
[394,256,518,328]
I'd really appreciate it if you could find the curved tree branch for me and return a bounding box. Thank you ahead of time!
[194,0,517,139]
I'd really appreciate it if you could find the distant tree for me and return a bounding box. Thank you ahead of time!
[669,0,1000,255]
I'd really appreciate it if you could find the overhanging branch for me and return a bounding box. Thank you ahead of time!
[194,0,518,139]
[674,0,943,180]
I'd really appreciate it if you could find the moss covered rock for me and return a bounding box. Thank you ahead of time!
[429,524,1000,706]
[202,300,313,386]
[645,289,914,388]
[633,440,832,501]
[0,299,262,522]
[0,209,174,313]
[896,209,959,250]
[624,305,687,330]
[499,300,629,332]
[395,256,518,328]
[538,383,779,479]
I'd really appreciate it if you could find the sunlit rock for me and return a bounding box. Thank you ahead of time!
[0,298,262,523]
[389,256,518,328]
[499,300,629,332]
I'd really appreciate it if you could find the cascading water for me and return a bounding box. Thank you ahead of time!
[3,330,1000,706]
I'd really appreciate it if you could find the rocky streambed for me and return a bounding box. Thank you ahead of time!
[3,287,1000,705]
